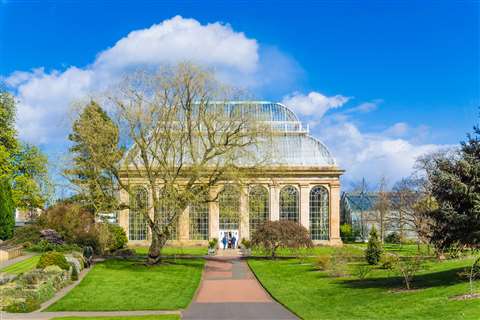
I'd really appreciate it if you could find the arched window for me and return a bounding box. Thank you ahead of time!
[280,186,299,223]
[129,187,148,241]
[249,185,269,237]
[219,185,240,230]
[158,189,178,240]
[190,200,209,240]
[310,186,329,240]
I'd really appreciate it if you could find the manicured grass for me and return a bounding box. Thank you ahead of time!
[51,316,179,320]
[46,258,204,311]
[0,255,40,274]
[133,246,207,256]
[351,243,432,256]
[252,245,364,257]
[249,257,480,320]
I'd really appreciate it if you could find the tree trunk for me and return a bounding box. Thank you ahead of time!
[148,229,166,265]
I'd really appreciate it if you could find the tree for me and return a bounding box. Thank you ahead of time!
[67,100,123,213]
[0,178,15,240]
[421,119,480,251]
[0,90,51,214]
[365,225,383,265]
[67,63,270,264]
[251,220,313,258]
[372,177,391,243]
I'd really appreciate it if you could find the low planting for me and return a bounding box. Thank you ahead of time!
[46,258,204,311]
[249,253,480,320]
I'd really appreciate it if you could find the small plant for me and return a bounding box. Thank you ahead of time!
[70,262,79,281]
[365,226,383,265]
[340,224,353,242]
[4,298,41,313]
[37,251,70,270]
[380,254,399,270]
[107,223,128,251]
[328,248,350,277]
[353,264,371,280]
[241,238,252,249]
[385,232,401,244]
[208,238,218,249]
[393,254,425,290]
[316,255,331,271]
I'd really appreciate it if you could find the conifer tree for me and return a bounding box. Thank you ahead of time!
[365,225,383,265]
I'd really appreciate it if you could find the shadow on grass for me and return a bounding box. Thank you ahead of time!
[94,257,204,273]
[339,267,468,290]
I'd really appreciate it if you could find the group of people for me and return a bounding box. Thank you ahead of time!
[221,232,237,249]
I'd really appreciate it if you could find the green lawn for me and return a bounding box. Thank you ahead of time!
[351,243,432,256]
[46,258,204,311]
[51,316,179,320]
[133,246,207,256]
[249,257,480,320]
[0,255,40,275]
[251,245,364,257]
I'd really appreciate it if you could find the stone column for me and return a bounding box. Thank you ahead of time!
[300,184,310,229]
[239,186,249,240]
[329,182,342,245]
[209,187,220,240]
[178,207,189,241]
[118,189,130,238]
[269,184,279,221]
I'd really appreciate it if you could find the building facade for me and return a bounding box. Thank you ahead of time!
[117,102,344,246]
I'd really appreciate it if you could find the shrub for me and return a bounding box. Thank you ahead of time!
[9,224,42,245]
[340,224,353,242]
[28,240,82,253]
[0,178,15,240]
[70,262,79,281]
[208,238,218,249]
[37,251,70,271]
[111,248,135,257]
[316,255,331,271]
[328,248,351,277]
[353,265,371,280]
[241,238,252,249]
[107,223,128,251]
[385,232,402,244]
[393,254,425,290]
[4,298,41,313]
[251,220,313,258]
[380,254,399,270]
[365,226,383,265]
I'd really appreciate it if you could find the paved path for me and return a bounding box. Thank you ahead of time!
[0,310,180,320]
[0,253,35,270]
[183,251,297,320]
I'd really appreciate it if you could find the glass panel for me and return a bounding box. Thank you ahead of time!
[219,185,240,230]
[129,188,148,241]
[157,190,178,240]
[280,186,299,223]
[310,186,329,240]
[249,185,269,237]
[190,201,209,240]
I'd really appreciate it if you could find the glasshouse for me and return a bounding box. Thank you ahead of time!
[117,101,344,246]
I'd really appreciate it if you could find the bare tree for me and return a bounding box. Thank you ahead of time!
[373,177,391,243]
[68,63,270,264]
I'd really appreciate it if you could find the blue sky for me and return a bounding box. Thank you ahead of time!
[1,1,478,186]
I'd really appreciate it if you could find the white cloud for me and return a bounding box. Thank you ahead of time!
[6,16,297,145]
[281,91,350,118]
[345,99,382,114]
[315,116,449,186]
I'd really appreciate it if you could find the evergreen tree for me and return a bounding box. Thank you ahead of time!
[0,178,15,240]
[424,120,480,250]
[365,225,383,265]
[67,101,124,213]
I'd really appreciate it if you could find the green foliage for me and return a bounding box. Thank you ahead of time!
[28,240,82,253]
[241,238,252,249]
[9,224,42,244]
[107,223,128,251]
[70,262,79,281]
[422,120,480,250]
[353,264,371,280]
[340,223,353,242]
[3,298,41,313]
[208,238,218,249]
[0,177,15,239]
[385,232,402,244]
[380,254,398,270]
[37,251,70,271]
[251,220,313,258]
[315,255,331,271]
[67,101,123,213]
[365,226,383,265]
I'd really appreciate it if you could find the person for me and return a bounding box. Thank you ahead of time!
[228,232,232,249]
[231,234,237,249]
[222,233,228,250]
[83,245,94,268]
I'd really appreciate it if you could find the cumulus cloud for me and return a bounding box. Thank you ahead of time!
[281,91,350,117]
[315,115,449,186]
[345,99,382,114]
[5,15,298,145]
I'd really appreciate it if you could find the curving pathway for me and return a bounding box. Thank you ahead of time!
[183,251,297,320]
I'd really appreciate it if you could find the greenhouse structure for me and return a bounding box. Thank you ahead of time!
[117,101,344,246]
